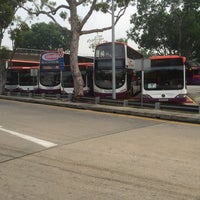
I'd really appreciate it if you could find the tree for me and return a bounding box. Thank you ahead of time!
[20,0,133,98]
[87,35,129,53]
[10,22,71,50]
[87,34,106,52]
[116,38,128,43]
[127,0,200,61]
[0,47,11,94]
[0,0,26,46]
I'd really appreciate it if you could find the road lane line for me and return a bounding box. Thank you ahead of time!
[0,126,57,148]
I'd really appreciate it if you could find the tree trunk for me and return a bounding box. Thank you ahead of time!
[70,31,84,98]
[0,59,6,95]
[69,0,84,98]
[0,28,4,47]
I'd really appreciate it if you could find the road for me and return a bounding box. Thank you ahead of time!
[188,85,200,104]
[0,99,200,200]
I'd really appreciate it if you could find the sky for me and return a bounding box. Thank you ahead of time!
[1,1,138,57]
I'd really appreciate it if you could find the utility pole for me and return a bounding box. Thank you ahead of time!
[112,0,116,99]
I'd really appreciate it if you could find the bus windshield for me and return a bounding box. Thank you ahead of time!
[144,66,184,90]
[95,69,126,89]
[6,70,18,85]
[94,55,126,89]
[19,70,37,86]
[62,70,73,87]
[40,70,60,86]
[62,68,86,87]
[95,43,125,58]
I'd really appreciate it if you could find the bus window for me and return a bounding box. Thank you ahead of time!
[19,70,37,86]
[6,70,18,85]
[40,70,60,87]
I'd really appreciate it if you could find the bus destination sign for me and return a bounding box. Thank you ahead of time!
[40,52,60,65]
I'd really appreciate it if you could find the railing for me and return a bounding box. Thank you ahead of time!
[4,91,200,114]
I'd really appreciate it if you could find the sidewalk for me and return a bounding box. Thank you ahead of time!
[0,95,200,124]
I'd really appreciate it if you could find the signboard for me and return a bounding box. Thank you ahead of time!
[134,58,151,71]
[58,48,64,57]
[58,48,64,71]
[58,57,64,71]
[40,49,65,71]
[40,52,60,65]
[30,69,38,77]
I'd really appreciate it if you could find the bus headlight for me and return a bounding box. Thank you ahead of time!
[175,94,186,99]
[142,94,152,99]
[175,94,187,102]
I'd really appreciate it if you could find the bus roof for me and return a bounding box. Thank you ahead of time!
[64,62,93,68]
[150,55,187,67]
[96,41,137,49]
[150,55,186,63]
[8,66,39,69]
[77,62,93,66]
[11,59,40,64]
[95,41,143,58]
[151,55,179,59]
[8,59,40,69]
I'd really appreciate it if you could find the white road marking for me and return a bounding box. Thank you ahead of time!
[0,126,57,148]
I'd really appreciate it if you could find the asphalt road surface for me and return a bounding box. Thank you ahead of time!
[0,99,200,200]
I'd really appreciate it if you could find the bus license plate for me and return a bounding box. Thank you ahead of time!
[159,98,169,102]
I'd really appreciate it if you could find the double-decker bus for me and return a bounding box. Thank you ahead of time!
[39,51,94,94]
[93,42,143,98]
[39,51,61,93]
[142,55,187,102]
[61,62,93,95]
[5,59,39,93]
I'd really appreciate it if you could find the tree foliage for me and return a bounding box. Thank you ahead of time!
[127,0,200,61]
[0,46,11,94]
[87,34,106,52]
[10,22,71,50]
[0,46,10,60]
[0,0,26,46]
[20,0,133,97]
